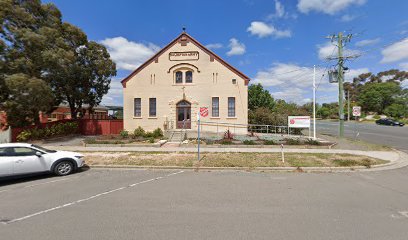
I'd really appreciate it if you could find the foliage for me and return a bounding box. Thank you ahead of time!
[16,121,79,141]
[248,83,275,111]
[119,130,129,139]
[305,138,320,145]
[148,137,155,143]
[219,139,233,145]
[285,138,301,145]
[0,0,116,126]
[384,103,408,119]
[264,140,276,145]
[358,82,401,114]
[152,128,164,138]
[224,130,233,140]
[3,74,54,127]
[243,140,256,145]
[133,126,146,137]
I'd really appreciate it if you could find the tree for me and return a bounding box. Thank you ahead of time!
[358,81,401,113]
[384,103,408,119]
[3,74,54,127]
[248,83,275,111]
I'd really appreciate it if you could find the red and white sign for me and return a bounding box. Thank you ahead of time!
[352,106,361,117]
[288,116,311,128]
[200,107,208,117]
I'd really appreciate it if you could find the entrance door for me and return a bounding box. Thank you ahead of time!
[176,100,191,129]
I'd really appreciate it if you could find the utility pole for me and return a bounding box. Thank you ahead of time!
[327,32,353,138]
[313,65,316,139]
[347,90,350,121]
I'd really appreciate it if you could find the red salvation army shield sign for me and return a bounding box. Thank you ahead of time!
[200,107,208,117]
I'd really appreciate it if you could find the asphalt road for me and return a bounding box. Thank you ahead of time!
[316,120,408,153]
[1,168,408,240]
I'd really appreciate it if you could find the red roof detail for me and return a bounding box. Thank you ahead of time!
[121,32,250,88]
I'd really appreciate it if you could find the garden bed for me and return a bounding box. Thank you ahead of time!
[83,152,387,168]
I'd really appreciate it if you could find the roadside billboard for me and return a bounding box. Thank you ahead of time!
[288,116,310,128]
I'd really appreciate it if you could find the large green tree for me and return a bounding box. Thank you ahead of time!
[248,83,275,111]
[0,0,116,124]
[3,74,54,127]
[358,81,401,114]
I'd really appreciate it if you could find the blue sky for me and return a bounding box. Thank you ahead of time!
[45,0,408,106]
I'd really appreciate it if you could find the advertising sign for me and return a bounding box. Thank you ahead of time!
[200,107,208,117]
[288,116,311,128]
[352,106,361,117]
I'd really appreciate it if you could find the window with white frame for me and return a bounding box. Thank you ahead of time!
[212,97,219,117]
[228,97,235,117]
[134,98,141,117]
[149,98,156,117]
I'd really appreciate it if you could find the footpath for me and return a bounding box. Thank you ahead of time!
[46,145,408,172]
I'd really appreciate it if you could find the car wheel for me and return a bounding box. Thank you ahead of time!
[54,161,74,176]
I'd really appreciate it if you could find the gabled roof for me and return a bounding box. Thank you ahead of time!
[121,32,250,87]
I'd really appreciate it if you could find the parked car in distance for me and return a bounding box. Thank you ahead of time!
[0,143,84,178]
[375,118,405,126]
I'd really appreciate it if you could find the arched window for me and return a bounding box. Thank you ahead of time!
[185,71,193,83]
[175,71,183,83]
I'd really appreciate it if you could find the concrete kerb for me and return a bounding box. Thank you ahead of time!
[44,146,408,173]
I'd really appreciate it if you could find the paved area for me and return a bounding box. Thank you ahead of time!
[316,120,408,153]
[1,168,408,240]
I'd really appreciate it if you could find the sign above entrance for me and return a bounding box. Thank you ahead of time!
[200,107,208,117]
[288,116,310,128]
[169,51,199,61]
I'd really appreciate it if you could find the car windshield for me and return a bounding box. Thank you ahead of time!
[31,144,57,153]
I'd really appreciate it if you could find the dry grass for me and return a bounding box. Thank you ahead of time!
[83,152,387,168]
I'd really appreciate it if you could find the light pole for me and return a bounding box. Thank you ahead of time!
[313,65,316,139]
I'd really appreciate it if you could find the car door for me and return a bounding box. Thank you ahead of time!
[0,147,13,177]
[11,147,47,175]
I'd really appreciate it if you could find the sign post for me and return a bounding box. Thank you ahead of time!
[352,106,361,139]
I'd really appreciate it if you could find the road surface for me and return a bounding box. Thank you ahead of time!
[1,168,408,240]
[316,120,408,153]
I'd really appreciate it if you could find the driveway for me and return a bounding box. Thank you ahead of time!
[1,168,408,240]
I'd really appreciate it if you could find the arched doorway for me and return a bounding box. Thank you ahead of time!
[176,100,191,129]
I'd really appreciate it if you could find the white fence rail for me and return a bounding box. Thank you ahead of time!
[0,127,11,143]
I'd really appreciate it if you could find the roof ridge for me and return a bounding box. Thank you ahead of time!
[121,32,250,87]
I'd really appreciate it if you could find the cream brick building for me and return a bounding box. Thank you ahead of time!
[122,32,249,134]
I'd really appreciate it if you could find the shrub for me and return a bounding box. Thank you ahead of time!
[152,128,163,138]
[224,130,233,140]
[243,140,256,145]
[133,126,145,137]
[16,121,79,142]
[119,130,129,139]
[305,138,320,145]
[219,139,233,145]
[148,137,155,143]
[285,138,301,145]
[144,131,153,138]
[264,140,276,145]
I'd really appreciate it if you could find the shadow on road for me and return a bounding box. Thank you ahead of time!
[0,165,90,187]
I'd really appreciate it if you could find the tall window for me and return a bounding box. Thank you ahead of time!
[134,98,141,117]
[228,97,235,117]
[149,98,156,117]
[175,71,183,83]
[185,71,193,83]
[212,97,219,117]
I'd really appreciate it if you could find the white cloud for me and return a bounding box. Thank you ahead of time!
[340,14,356,22]
[274,0,285,18]
[355,38,381,47]
[100,37,160,71]
[317,42,361,60]
[226,38,246,56]
[253,63,369,103]
[380,38,408,63]
[247,21,291,38]
[399,62,408,71]
[205,43,223,50]
[297,0,366,15]
[101,78,123,106]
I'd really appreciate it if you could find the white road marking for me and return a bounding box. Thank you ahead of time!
[2,171,184,225]
[0,177,78,194]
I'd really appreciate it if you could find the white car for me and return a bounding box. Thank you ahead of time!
[0,143,85,177]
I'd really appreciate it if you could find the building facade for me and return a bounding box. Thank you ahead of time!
[122,32,249,134]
